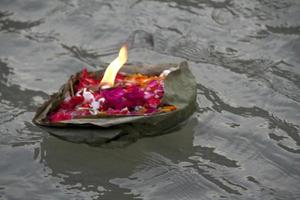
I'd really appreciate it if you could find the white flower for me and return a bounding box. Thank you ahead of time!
[89,98,105,115]
[82,88,95,103]
[159,67,179,78]
[159,69,171,77]
[91,100,100,110]
[98,98,105,104]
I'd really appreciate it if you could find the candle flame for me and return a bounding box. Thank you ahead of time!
[100,44,128,88]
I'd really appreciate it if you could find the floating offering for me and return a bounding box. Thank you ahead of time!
[33,45,197,145]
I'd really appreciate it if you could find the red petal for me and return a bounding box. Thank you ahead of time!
[60,96,84,110]
[49,110,72,122]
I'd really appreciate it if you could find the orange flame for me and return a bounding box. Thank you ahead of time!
[100,44,128,88]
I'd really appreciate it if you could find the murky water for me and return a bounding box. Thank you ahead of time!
[1,0,300,199]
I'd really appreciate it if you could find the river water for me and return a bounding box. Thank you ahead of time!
[0,0,300,199]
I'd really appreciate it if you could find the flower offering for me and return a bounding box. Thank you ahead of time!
[48,44,176,122]
[33,43,196,145]
[48,68,176,122]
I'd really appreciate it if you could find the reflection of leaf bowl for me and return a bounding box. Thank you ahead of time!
[33,61,196,146]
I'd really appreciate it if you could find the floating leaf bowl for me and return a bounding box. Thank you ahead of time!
[33,61,196,145]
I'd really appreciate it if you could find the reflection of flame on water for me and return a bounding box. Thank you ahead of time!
[100,44,128,89]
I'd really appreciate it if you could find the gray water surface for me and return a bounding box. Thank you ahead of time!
[1,0,300,199]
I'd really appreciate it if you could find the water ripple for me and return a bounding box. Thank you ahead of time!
[0,12,43,33]
[197,83,300,153]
